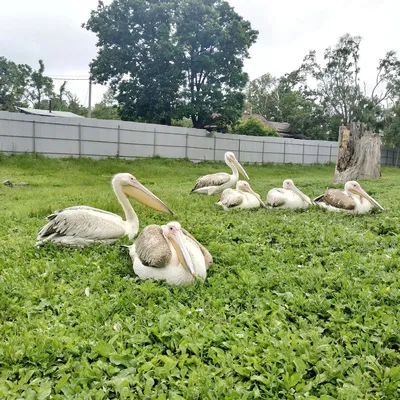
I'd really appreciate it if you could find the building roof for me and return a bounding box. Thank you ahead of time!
[17,107,84,118]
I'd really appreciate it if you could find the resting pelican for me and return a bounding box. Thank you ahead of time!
[314,181,384,214]
[36,173,173,247]
[216,180,266,210]
[267,179,312,210]
[190,152,249,195]
[130,222,213,286]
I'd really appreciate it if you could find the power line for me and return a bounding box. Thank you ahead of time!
[49,77,89,81]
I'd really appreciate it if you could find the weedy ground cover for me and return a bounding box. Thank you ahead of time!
[1,153,400,399]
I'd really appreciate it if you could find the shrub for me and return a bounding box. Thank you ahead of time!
[234,117,279,137]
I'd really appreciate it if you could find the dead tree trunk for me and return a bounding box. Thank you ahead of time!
[333,122,381,184]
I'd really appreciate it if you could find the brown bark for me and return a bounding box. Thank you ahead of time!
[333,122,381,184]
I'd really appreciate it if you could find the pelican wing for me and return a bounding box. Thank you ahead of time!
[267,188,287,207]
[181,228,213,269]
[134,225,172,268]
[218,188,244,208]
[314,189,356,210]
[191,173,231,191]
[37,207,126,241]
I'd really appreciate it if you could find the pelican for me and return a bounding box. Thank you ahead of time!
[190,152,249,195]
[314,180,384,214]
[130,221,212,286]
[36,173,173,247]
[216,180,266,210]
[267,179,312,210]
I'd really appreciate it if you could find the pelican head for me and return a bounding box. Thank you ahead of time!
[236,180,267,207]
[162,222,197,278]
[224,152,249,180]
[344,181,384,210]
[283,179,312,204]
[113,173,174,214]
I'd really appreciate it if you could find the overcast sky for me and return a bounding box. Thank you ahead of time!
[1,0,399,107]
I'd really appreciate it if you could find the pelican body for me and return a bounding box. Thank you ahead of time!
[267,179,312,210]
[216,180,266,210]
[314,181,384,214]
[130,222,212,286]
[36,173,173,247]
[190,152,249,195]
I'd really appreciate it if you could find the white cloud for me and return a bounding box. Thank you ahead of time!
[1,0,399,107]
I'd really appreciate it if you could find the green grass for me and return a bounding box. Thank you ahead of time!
[1,153,400,399]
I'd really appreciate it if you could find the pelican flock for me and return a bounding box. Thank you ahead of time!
[314,181,384,214]
[216,180,266,210]
[190,151,249,195]
[34,151,386,286]
[36,173,173,247]
[130,222,213,285]
[267,179,312,210]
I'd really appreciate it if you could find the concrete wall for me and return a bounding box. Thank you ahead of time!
[0,111,397,165]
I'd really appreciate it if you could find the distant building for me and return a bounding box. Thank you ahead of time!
[241,110,309,140]
[17,107,84,119]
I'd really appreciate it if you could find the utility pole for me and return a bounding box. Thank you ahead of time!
[88,76,92,118]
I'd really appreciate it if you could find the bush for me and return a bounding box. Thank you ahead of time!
[233,117,279,137]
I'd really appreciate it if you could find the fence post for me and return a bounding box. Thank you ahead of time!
[185,132,188,158]
[316,144,320,163]
[32,120,36,153]
[238,139,241,161]
[117,124,121,158]
[329,145,332,163]
[213,136,217,161]
[283,142,286,163]
[392,149,395,166]
[153,128,157,157]
[302,143,305,164]
[262,140,265,164]
[78,123,82,158]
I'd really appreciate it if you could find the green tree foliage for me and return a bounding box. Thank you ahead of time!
[248,34,400,140]
[383,103,400,151]
[0,57,31,111]
[83,0,258,128]
[234,117,279,137]
[91,89,119,120]
[25,60,54,109]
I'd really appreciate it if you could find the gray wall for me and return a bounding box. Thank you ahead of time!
[0,111,397,165]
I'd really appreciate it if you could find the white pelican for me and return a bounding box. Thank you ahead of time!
[190,151,249,195]
[314,180,384,214]
[216,180,266,210]
[36,173,173,247]
[267,179,312,210]
[130,222,212,286]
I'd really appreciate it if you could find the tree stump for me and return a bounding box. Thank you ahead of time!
[333,122,381,184]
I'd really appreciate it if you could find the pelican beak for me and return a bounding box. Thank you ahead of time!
[232,158,249,180]
[353,187,384,211]
[247,187,267,207]
[290,184,312,205]
[169,230,197,278]
[123,180,174,215]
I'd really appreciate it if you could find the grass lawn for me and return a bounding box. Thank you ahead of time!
[1,153,400,399]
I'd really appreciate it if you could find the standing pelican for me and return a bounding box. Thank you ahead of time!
[130,222,213,286]
[190,152,249,195]
[216,180,266,210]
[36,173,173,247]
[314,181,384,214]
[267,179,312,210]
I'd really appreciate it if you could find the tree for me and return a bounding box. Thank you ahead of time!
[91,88,120,120]
[383,103,400,165]
[0,57,31,111]
[25,60,54,109]
[234,117,279,137]
[83,0,258,127]
[299,34,400,135]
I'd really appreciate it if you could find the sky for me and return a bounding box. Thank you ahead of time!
[1,0,399,108]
